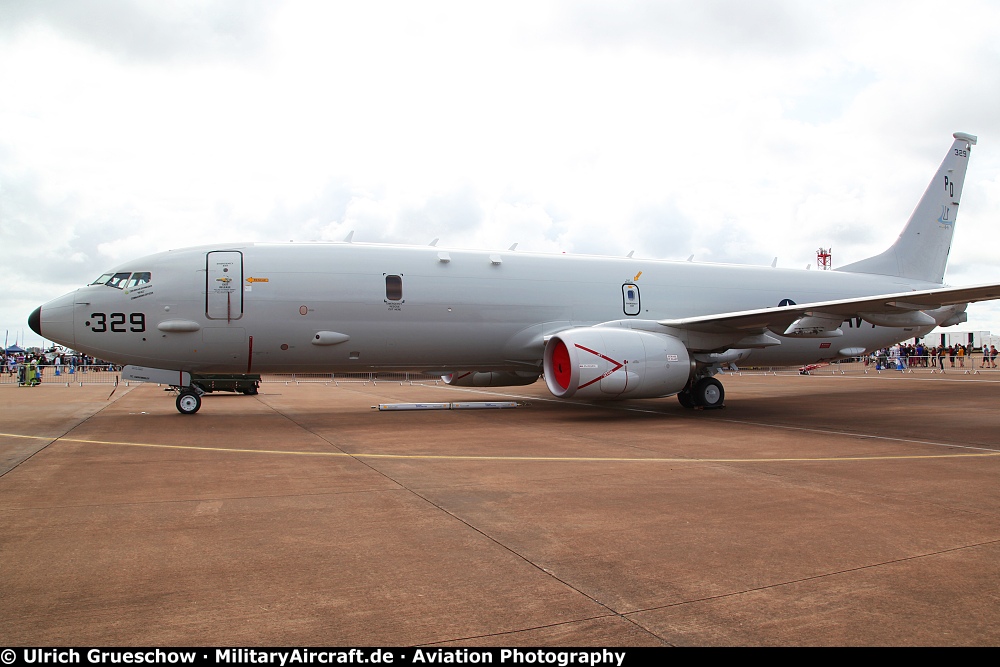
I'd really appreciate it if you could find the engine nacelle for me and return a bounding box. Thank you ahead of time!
[443,371,540,387]
[543,328,692,399]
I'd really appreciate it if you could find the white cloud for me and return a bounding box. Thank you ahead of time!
[0,0,276,61]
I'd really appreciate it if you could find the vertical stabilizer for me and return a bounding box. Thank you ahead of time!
[837,132,977,284]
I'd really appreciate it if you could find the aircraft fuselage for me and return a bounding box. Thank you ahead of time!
[35,242,939,375]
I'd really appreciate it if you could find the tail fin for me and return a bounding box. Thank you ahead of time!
[837,132,977,284]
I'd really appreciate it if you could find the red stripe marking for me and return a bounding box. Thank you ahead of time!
[575,343,624,390]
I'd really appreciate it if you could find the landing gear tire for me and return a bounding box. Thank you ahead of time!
[693,377,725,409]
[176,390,202,415]
[677,390,696,409]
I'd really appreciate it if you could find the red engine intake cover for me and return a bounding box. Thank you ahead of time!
[549,339,573,390]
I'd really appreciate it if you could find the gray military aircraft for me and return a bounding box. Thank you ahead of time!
[28,132,1000,413]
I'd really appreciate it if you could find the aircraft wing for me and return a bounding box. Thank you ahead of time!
[658,283,1000,334]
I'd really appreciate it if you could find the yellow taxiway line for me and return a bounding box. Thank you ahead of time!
[2,432,999,464]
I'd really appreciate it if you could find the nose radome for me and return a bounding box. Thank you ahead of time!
[29,293,77,348]
[28,306,42,337]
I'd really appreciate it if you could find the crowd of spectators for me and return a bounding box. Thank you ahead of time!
[2,350,118,379]
[869,342,998,370]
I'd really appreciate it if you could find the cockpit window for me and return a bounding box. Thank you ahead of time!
[91,272,143,289]
[126,272,151,288]
[105,272,133,289]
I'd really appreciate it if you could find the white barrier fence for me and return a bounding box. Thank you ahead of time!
[729,355,998,376]
[0,365,123,386]
[260,372,419,386]
[3,356,998,388]
[0,366,436,387]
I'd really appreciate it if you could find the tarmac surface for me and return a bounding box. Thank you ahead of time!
[2,370,1000,646]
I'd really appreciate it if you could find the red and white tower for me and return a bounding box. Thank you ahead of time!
[817,247,832,270]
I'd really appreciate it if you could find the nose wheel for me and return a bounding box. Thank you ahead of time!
[176,390,202,414]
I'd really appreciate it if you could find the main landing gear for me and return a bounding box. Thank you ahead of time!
[676,377,725,410]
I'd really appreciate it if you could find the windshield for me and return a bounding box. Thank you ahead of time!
[90,271,150,289]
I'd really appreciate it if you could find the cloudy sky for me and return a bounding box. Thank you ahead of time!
[3,0,1000,349]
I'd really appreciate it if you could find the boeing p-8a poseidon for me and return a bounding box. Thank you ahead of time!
[29,133,1000,413]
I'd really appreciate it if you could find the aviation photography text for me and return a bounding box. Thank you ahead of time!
[10,649,630,667]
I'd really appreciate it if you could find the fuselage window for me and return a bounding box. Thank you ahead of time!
[125,272,151,288]
[385,275,403,301]
[622,283,640,316]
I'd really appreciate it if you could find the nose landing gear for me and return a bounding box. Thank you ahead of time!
[176,389,202,414]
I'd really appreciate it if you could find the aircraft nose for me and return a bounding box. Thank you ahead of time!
[28,306,42,337]
[30,293,77,348]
